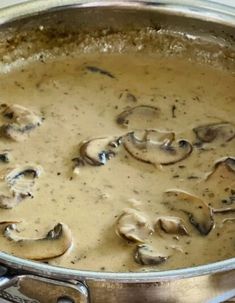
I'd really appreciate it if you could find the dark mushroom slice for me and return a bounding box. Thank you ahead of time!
[85,66,115,79]
[116,208,153,243]
[0,104,43,141]
[163,190,214,235]
[116,105,160,128]
[134,244,169,266]
[74,136,120,168]
[155,216,189,236]
[0,151,11,163]
[0,165,42,209]
[193,122,235,144]
[3,223,72,260]
[123,129,192,166]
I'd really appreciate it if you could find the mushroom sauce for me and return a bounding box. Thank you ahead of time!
[0,28,234,272]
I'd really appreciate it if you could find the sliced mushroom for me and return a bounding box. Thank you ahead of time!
[0,165,42,209]
[86,66,115,79]
[3,223,72,260]
[118,90,137,103]
[116,208,153,243]
[201,158,235,211]
[0,104,43,141]
[156,216,189,236]
[163,190,214,235]
[73,136,120,168]
[219,218,235,234]
[134,244,169,265]
[123,129,192,166]
[213,207,235,214]
[193,122,235,144]
[116,105,160,128]
[206,157,235,181]
[221,218,235,226]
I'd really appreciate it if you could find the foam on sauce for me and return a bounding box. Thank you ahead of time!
[0,35,234,272]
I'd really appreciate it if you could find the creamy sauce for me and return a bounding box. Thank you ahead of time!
[0,44,234,272]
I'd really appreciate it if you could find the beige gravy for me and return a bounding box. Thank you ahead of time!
[0,44,234,272]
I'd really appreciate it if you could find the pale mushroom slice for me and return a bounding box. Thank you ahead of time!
[0,165,42,209]
[3,223,72,260]
[134,244,169,266]
[116,105,160,128]
[116,208,153,243]
[193,122,235,145]
[123,129,192,166]
[73,136,121,168]
[0,104,43,141]
[155,216,189,236]
[203,157,235,211]
[222,218,235,224]
[206,157,235,181]
[163,190,214,235]
[219,218,235,234]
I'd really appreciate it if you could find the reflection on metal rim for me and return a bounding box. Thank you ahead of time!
[0,251,234,282]
[0,0,235,26]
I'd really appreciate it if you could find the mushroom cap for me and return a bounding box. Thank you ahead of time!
[163,190,214,235]
[116,208,153,243]
[3,223,72,260]
[116,105,160,129]
[134,244,169,266]
[123,129,192,166]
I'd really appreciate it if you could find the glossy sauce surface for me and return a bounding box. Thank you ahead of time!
[0,45,234,272]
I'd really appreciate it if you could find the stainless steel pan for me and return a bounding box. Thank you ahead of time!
[0,1,234,302]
